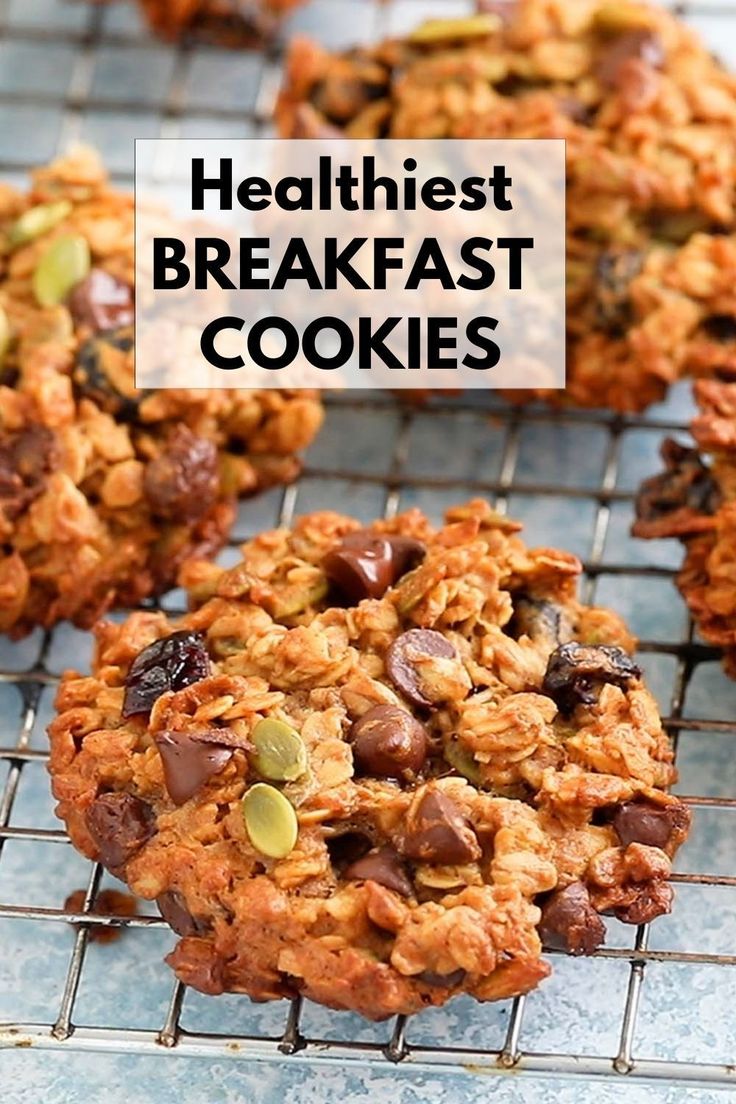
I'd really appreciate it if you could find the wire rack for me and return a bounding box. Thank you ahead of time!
[2,0,736,1094]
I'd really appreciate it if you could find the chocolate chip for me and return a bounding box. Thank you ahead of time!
[385,629,457,709]
[634,439,721,530]
[542,642,641,715]
[84,792,156,871]
[122,630,210,718]
[350,704,428,779]
[323,531,425,603]
[508,596,573,648]
[157,890,206,937]
[401,788,481,865]
[325,822,377,867]
[68,268,134,333]
[597,30,665,89]
[615,880,673,925]
[143,424,220,525]
[344,845,413,897]
[538,883,606,955]
[154,730,233,806]
[703,314,736,342]
[0,425,57,519]
[594,248,644,333]
[613,799,690,851]
[73,326,142,420]
[417,968,467,987]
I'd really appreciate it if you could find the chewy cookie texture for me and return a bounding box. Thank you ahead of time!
[136,0,304,45]
[0,150,322,635]
[635,379,736,677]
[49,500,689,1019]
[279,0,736,412]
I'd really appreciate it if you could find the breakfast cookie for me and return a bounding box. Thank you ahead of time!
[634,378,736,675]
[277,0,736,411]
[0,149,323,635]
[49,499,689,1018]
[136,0,304,45]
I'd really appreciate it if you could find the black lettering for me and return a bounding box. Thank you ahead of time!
[497,237,533,289]
[324,238,369,290]
[463,317,500,370]
[373,238,404,291]
[357,317,403,371]
[420,177,456,211]
[274,176,313,211]
[406,239,455,290]
[302,317,354,370]
[240,238,270,290]
[457,237,495,291]
[194,238,235,290]
[201,316,244,371]
[363,155,398,211]
[489,165,513,211]
[247,317,299,370]
[272,238,322,290]
[459,177,487,212]
[152,238,189,290]
[236,177,271,211]
[191,158,232,211]
[427,317,457,370]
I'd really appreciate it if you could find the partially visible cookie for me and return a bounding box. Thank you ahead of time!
[0,149,323,635]
[278,0,736,411]
[136,0,304,45]
[634,378,736,675]
[49,499,688,1019]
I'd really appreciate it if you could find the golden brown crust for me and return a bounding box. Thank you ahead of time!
[49,499,687,1018]
[0,150,323,634]
[277,0,736,412]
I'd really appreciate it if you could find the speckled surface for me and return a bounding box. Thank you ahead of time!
[2,0,736,1100]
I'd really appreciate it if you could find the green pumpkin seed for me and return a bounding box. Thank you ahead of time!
[9,201,72,248]
[250,718,307,782]
[444,739,482,784]
[409,14,500,44]
[33,234,90,308]
[243,783,298,859]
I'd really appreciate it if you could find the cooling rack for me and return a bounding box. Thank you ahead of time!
[2,0,736,1093]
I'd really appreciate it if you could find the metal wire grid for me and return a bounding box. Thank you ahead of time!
[0,0,735,1091]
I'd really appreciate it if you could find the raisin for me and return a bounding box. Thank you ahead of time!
[542,642,640,714]
[0,425,57,519]
[634,438,721,532]
[73,326,147,420]
[702,314,736,342]
[122,630,210,718]
[507,596,573,648]
[143,425,220,524]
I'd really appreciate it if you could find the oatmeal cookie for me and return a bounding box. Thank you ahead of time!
[634,378,736,675]
[49,499,689,1018]
[136,0,304,45]
[0,148,323,635]
[277,0,736,411]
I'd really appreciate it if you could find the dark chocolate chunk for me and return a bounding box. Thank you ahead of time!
[122,630,210,718]
[538,883,606,955]
[68,268,134,333]
[613,799,691,851]
[344,845,413,897]
[401,788,481,865]
[323,531,425,603]
[157,890,206,937]
[154,730,232,806]
[702,314,736,342]
[542,642,641,715]
[143,424,220,524]
[85,792,156,871]
[385,629,457,709]
[350,704,428,779]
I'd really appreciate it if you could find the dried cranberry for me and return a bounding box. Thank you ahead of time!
[122,630,210,718]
